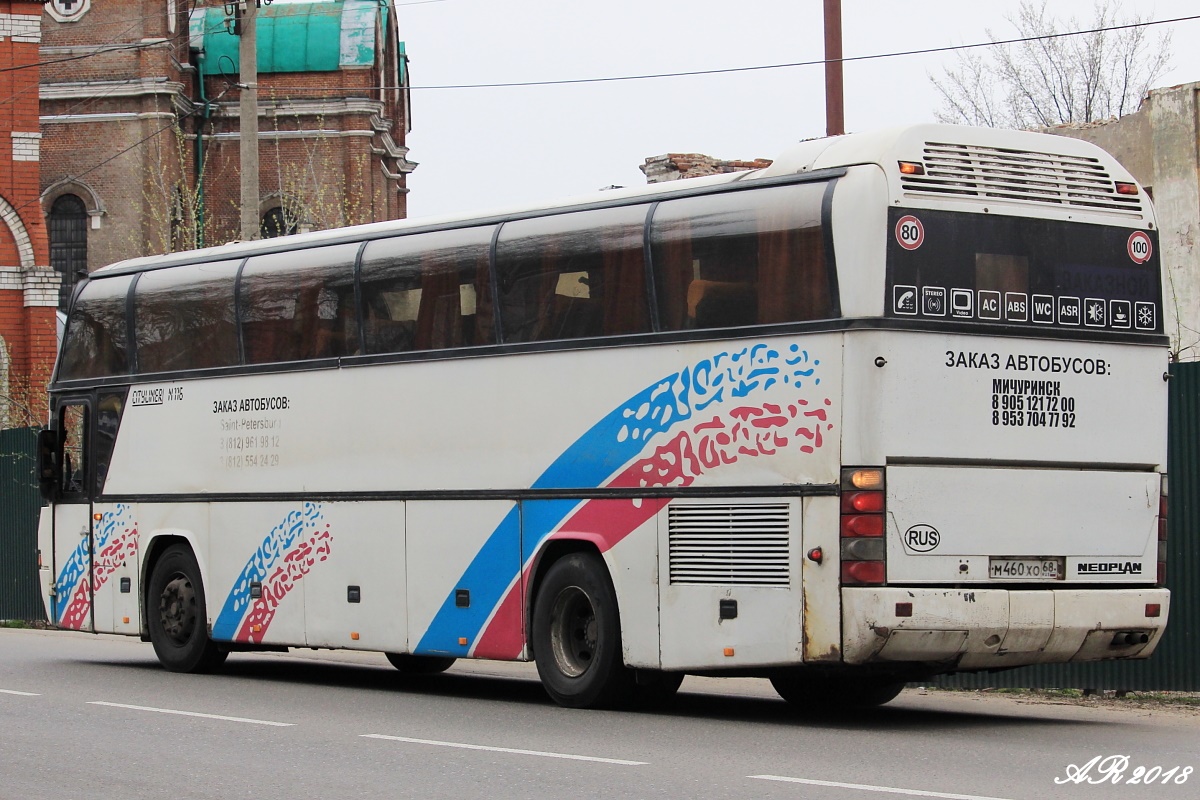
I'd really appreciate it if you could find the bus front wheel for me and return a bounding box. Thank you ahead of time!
[146,544,228,673]
[532,553,633,709]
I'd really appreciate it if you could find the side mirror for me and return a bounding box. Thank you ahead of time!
[36,428,61,500]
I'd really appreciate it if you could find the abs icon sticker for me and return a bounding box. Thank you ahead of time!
[903,524,941,553]
[895,215,924,250]
[1127,231,1153,264]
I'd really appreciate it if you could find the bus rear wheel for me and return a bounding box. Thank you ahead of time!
[532,553,633,709]
[146,544,227,673]
[770,671,904,710]
[385,653,456,674]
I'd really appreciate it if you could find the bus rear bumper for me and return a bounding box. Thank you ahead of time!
[841,587,1170,669]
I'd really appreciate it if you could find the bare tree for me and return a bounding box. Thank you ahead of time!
[931,1,1172,128]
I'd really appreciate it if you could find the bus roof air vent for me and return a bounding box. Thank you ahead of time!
[900,141,1145,216]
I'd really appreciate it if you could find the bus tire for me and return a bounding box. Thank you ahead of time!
[146,544,227,673]
[532,552,633,709]
[770,671,904,710]
[385,653,456,674]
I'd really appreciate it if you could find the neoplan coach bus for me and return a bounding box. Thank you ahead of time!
[37,124,1170,709]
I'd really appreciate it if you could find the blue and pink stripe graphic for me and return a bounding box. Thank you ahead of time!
[212,502,332,643]
[415,342,833,658]
[54,504,139,629]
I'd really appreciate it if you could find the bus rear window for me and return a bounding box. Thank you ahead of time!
[58,275,132,381]
[651,182,834,331]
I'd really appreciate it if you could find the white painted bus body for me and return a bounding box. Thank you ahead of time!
[40,124,1169,678]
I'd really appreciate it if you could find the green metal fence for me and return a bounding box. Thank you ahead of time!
[935,360,1199,691]
[0,427,45,622]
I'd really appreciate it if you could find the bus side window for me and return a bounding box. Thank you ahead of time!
[360,226,496,354]
[58,403,88,500]
[651,182,834,331]
[58,276,133,381]
[134,261,240,373]
[496,205,651,344]
[240,244,360,364]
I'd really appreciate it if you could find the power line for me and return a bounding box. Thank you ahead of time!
[404,13,1199,91]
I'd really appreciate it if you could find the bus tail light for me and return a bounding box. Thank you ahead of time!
[1157,475,1168,587]
[840,467,885,585]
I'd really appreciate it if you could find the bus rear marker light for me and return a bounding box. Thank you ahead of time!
[898,161,925,175]
[806,547,823,564]
[122,616,129,624]
[93,513,102,521]
[350,632,360,640]
[1146,604,1161,617]
[895,603,912,617]
[723,647,735,657]
[1115,181,1139,195]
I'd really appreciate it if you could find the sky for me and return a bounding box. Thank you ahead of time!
[373,0,1200,219]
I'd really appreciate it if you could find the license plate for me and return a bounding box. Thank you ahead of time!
[988,557,1063,580]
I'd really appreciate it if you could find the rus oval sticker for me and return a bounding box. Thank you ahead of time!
[904,524,941,552]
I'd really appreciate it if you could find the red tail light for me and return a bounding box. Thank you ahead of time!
[840,468,885,585]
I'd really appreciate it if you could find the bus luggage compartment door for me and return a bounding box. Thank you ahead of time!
[657,497,803,670]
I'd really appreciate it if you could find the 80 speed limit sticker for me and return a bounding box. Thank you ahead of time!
[895,215,924,250]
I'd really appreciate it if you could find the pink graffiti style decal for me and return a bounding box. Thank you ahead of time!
[472,397,834,658]
[56,505,138,630]
[616,397,834,490]
[234,524,332,644]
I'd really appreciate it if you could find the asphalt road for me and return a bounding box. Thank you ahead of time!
[1,627,1197,800]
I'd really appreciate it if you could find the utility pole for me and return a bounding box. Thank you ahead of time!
[235,1,269,241]
[823,0,845,137]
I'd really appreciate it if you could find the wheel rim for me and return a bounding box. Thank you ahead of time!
[548,585,597,678]
[158,573,198,644]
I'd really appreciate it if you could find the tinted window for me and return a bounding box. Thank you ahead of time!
[49,194,87,311]
[59,275,132,380]
[496,205,651,343]
[135,261,240,373]
[360,227,495,353]
[239,244,360,363]
[651,183,833,331]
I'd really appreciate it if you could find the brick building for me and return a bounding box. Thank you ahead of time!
[39,0,413,309]
[640,153,774,183]
[0,1,55,429]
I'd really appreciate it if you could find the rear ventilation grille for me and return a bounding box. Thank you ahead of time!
[901,141,1144,215]
[668,503,790,586]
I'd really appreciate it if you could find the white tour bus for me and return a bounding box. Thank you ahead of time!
[37,124,1170,709]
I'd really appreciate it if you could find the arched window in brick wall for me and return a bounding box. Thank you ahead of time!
[49,194,88,311]
[261,207,297,239]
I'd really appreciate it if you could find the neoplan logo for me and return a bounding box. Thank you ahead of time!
[1077,561,1143,575]
[903,524,940,552]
